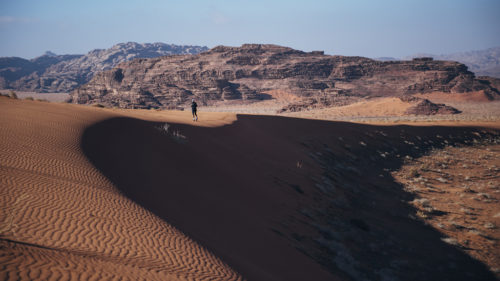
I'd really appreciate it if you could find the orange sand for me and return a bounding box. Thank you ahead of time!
[295,97,413,118]
[0,98,242,280]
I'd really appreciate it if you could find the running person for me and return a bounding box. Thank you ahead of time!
[191,99,198,121]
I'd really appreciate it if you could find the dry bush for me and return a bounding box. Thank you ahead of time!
[9,91,17,99]
[407,167,420,178]
[441,237,459,246]
[484,222,496,229]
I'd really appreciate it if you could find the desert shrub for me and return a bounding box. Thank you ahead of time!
[36,98,48,102]
[157,123,187,143]
[416,210,428,219]
[9,91,17,99]
[484,222,496,229]
[25,96,34,101]
[419,163,430,171]
[441,237,459,246]
[158,123,169,134]
[413,198,430,207]
[92,103,105,108]
[172,130,187,143]
[407,167,420,178]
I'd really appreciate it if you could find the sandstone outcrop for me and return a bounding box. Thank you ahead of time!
[70,44,500,110]
[400,96,461,115]
[477,76,500,98]
[0,42,208,93]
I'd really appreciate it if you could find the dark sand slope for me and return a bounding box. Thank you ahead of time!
[82,115,499,281]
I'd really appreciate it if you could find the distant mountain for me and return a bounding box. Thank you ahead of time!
[431,47,500,78]
[0,42,209,92]
[377,47,500,78]
[373,57,398,61]
[0,54,82,89]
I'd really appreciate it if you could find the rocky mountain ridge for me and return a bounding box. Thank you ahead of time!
[376,46,500,78]
[0,42,209,92]
[70,44,500,111]
[0,53,83,89]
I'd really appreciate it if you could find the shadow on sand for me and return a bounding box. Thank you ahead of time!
[81,115,498,281]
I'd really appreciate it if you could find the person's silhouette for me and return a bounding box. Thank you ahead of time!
[191,99,198,121]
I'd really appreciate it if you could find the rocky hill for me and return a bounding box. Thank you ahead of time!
[0,42,209,92]
[0,52,82,90]
[70,44,500,110]
[378,46,500,78]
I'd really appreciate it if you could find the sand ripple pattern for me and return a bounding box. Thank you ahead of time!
[0,99,243,281]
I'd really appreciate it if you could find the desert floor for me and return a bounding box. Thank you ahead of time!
[1,97,499,280]
[203,91,500,123]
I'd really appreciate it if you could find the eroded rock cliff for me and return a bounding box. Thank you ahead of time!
[70,44,499,109]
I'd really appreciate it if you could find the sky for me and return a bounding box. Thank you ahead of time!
[1,0,499,59]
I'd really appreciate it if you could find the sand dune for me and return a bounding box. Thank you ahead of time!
[83,115,499,281]
[1,97,499,280]
[0,98,242,280]
[285,97,413,118]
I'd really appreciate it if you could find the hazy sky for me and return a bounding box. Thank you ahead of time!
[1,0,499,59]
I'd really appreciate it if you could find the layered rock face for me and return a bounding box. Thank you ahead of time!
[0,42,209,93]
[406,46,500,78]
[70,44,500,109]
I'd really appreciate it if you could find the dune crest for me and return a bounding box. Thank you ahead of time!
[0,98,242,280]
